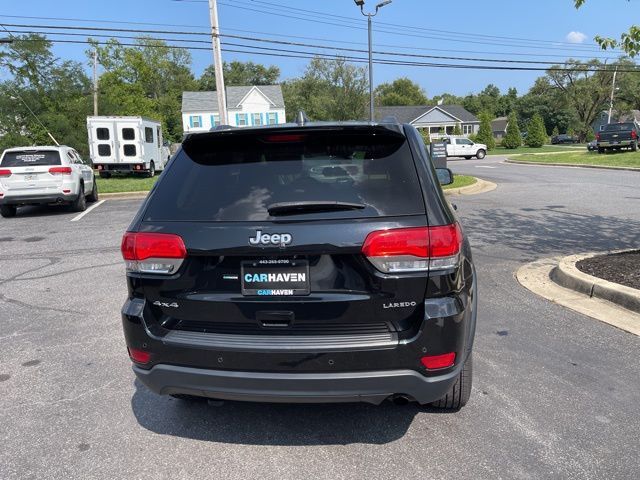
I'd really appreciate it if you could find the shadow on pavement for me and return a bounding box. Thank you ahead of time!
[10,204,76,219]
[131,379,421,445]
[460,205,640,260]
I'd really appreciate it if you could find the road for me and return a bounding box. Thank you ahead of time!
[1,157,639,479]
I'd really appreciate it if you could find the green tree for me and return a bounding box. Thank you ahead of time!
[375,77,427,106]
[502,112,522,149]
[90,37,197,142]
[546,60,614,141]
[526,113,548,147]
[453,123,462,135]
[420,129,431,145]
[475,112,496,150]
[198,61,280,90]
[282,57,367,121]
[552,125,560,137]
[0,35,93,155]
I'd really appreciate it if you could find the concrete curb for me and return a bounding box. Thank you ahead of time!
[505,159,640,172]
[552,252,640,314]
[506,150,583,157]
[100,191,149,200]
[444,177,497,196]
[516,257,640,336]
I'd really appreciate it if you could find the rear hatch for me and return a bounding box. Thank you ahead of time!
[599,123,635,143]
[0,150,64,194]
[134,126,430,336]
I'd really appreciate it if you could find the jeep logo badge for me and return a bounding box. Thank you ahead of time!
[249,230,292,246]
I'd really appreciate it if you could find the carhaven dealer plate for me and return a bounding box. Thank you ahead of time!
[241,259,310,296]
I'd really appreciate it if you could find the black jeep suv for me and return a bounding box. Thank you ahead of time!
[121,120,477,410]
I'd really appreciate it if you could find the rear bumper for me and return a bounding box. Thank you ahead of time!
[0,192,77,206]
[94,163,147,172]
[598,140,633,147]
[133,363,461,405]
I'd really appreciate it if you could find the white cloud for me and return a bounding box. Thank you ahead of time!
[566,31,587,44]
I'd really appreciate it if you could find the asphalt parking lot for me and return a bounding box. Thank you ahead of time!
[1,157,639,479]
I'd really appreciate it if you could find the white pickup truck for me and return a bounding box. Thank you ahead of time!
[444,136,487,159]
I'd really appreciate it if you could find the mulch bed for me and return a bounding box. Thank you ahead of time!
[576,250,640,290]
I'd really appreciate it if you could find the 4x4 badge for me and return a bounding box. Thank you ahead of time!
[153,301,179,308]
[249,230,292,246]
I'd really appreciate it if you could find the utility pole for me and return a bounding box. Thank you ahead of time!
[208,0,228,125]
[607,66,618,125]
[93,48,99,116]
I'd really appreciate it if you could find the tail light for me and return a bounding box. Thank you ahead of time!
[0,169,11,177]
[362,224,462,273]
[421,352,456,370]
[632,131,638,140]
[596,133,601,141]
[121,232,186,274]
[49,166,72,175]
[127,347,151,364]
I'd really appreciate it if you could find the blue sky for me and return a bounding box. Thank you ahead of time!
[0,0,634,97]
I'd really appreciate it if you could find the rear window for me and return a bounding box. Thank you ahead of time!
[1,151,61,167]
[144,128,425,222]
[603,123,635,132]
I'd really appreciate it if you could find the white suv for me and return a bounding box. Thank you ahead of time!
[0,146,98,218]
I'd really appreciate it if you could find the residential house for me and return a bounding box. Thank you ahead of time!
[491,116,509,139]
[592,109,640,132]
[181,85,286,133]
[375,105,479,138]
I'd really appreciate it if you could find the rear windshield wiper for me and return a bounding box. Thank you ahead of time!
[267,201,367,216]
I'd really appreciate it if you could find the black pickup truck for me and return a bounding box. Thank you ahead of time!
[596,122,639,153]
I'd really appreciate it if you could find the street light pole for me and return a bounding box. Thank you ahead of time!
[356,0,392,122]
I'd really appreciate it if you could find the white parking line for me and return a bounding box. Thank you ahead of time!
[475,165,497,169]
[71,199,106,222]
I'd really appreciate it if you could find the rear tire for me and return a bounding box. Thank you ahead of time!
[464,156,472,160]
[99,171,111,179]
[147,161,155,178]
[632,141,638,152]
[0,205,17,218]
[87,179,99,203]
[429,354,472,411]
[598,147,605,154]
[476,149,486,159]
[71,184,86,212]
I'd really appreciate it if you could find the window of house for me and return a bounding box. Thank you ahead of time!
[267,112,278,125]
[96,128,110,140]
[190,116,202,128]
[252,113,263,126]
[237,113,248,126]
[145,127,154,143]
[211,114,220,127]
[463,124,473,135]
[122,128,135,140]
[124,145,137,157]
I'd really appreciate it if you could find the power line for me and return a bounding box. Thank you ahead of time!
[4,24,636,69]
[0,13,623,60]
[9,35,639,73]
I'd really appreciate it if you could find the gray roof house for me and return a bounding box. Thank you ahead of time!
[491,116,509,139]
[375,105,480,137]
[182,85,286,132]
[592,109,640,132]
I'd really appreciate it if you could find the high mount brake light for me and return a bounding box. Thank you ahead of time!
[49,166,72,175]
[262,134,307,143]
[362,224,462,273]
[121,232,186,274]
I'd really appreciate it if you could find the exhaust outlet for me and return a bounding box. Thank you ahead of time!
[391,395,410,406]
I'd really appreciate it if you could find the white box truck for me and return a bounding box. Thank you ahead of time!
[87,116,171,177]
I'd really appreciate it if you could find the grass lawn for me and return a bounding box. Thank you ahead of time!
[511,150,640,168]
[443,175,477,190]
[487,145,585,156]
[96,175,159,193]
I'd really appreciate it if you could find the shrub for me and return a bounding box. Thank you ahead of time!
[420,129,431,145]
[526,113,547,148]
[453,123,462,135]
[475,112,496,150]
[502,111,522,149]
[552,126,559,137]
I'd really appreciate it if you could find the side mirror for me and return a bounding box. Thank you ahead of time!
[436,168,454,186]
